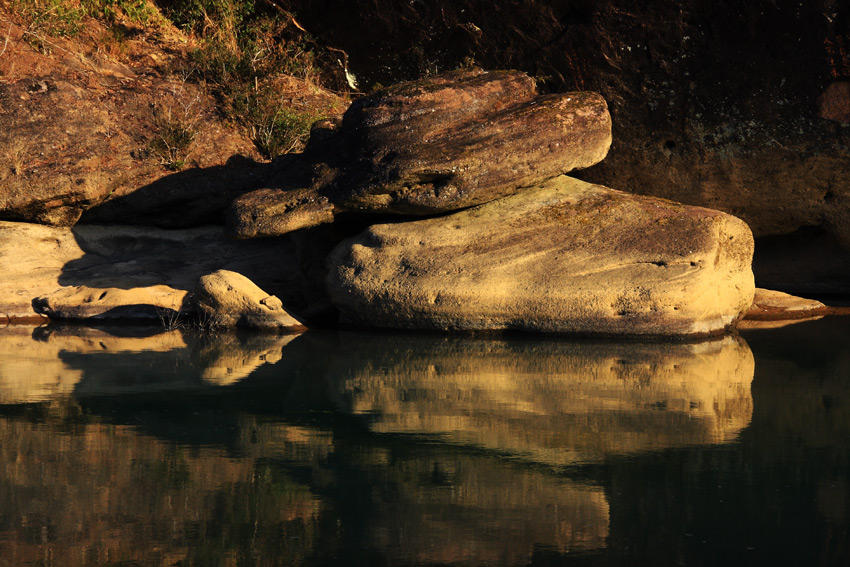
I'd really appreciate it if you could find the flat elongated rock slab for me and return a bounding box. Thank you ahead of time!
[341,69,538,152]
[327,176,755,337]
[226,69,612,238]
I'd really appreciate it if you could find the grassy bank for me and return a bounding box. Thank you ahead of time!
[6,0,349,163]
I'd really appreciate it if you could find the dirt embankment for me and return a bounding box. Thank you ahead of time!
[0,2,348,227]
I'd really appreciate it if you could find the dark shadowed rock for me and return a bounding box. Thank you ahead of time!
[340,69,537,155]
[335,90,611,214]
[819,82,850,123]
[326,176,755,337]
[226,69,612,238]
[227,187,336,237]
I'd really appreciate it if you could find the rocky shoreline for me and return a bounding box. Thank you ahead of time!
[4,68,840,337]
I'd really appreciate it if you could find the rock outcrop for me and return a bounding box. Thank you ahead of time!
[284,0,850,292]
[193,270,307,331]
[0,221,303,324]
[819,82,850,124]
[327,176,755,337]
[226,69,612,238]
[0,24,266,227]
[0,8,347,229]
[740,288,850,329]
[34,285,187,322]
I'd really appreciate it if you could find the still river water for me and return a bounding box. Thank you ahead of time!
[0,317,847,566]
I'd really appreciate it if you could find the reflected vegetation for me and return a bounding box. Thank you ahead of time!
[0,320,847,565]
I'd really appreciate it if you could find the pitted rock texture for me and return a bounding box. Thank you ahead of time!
[326,176,755,337]
[34,285,186,322]
[226,69,612,238]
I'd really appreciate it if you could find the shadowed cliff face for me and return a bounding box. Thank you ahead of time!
[283,0,850,292]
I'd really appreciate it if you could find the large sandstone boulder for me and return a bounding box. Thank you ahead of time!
[226,69,612,237]
[327,176,755,337]
[193,270,307,332]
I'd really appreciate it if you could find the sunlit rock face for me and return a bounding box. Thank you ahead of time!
[326,333,755,466]
[0,39,269,228]
[226,69,612,238]
[327,176,755,337]
[193,270,307,331]
[0,221,301,323]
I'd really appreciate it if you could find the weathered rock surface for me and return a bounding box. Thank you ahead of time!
[327,176,755,337]
[227,69,612,238]
[193,270,307,331]
[0,14,268,227]
[747,289,828,320]
[285,0,850,290]
[34,285,187,322]
[819,81,850,124]
[741,289,850,328]
[0,221,303,324]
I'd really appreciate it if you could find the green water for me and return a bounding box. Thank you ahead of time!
[0,318,847,566]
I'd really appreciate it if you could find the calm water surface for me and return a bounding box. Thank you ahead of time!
[0,318,847,566]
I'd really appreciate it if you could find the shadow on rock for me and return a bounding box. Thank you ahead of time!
[78,155,291,228]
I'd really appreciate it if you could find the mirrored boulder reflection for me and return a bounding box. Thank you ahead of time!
[0,325,757,566]
[319,332,754,566]
[326,332,755,466]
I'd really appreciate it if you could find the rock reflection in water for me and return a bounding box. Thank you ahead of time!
[321,332,754,564]
[0,326,188,403]
[0,326,760,566]
[327,333,755,466]
[0,325,297,401]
